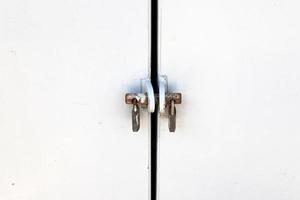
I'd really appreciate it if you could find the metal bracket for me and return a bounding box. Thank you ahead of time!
[159,75,168,114]
[141,79,155,113]
[125,78,155,132]
[125,76,182,132]
[159,75,182,132]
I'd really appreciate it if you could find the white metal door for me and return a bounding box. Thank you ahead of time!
[0,0,149,199]
[159,0,300,199]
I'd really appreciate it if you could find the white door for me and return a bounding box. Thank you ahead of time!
[159,0,300,199]
[0,0,149,199]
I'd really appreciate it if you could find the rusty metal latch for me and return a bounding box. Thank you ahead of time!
[125,79,155,132]
[125,76,182,132]
[158,76,182,132]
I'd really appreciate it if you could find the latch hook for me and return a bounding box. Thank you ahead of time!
[125,78,155,132]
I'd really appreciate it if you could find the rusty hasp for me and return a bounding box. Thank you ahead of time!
[165,93,182,104]
[125,93,148,108]
[124,78,156,132]
[124,76,182,132]
[164,93,181,132]
[125,93,150,132]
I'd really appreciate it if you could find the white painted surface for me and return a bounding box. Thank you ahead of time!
[0,0,149,199]
[160,0,300,199]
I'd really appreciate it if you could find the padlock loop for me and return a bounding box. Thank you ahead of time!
[142,79,155,113]
[159,75,168,114]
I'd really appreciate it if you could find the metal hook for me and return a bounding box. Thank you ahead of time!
[168,99,176,132]
[125,78,155,132]
[131,98,140,132]
[159,75,182,132]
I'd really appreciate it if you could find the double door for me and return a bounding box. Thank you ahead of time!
[1,0,300,199]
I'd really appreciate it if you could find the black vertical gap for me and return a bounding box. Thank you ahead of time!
[150,0,159,200]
